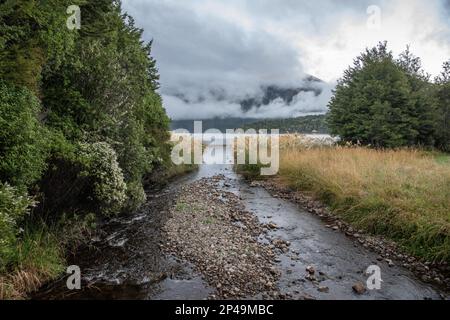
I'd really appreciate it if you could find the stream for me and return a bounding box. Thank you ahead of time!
[34,142,445,300]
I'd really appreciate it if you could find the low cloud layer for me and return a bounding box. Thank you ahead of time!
[122,0,450,120]
[163,81,334,120]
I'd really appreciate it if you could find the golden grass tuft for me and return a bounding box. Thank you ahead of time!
[0,224,67,300]
[0,269,46,300]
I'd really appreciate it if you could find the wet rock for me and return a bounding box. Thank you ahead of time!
[305,273,316,282]
[267,222,279,230]
[318,286,329,293]
[306,266,315,275]
[385,259,395,267]
[352,282,366,295]
[252,179,450,292]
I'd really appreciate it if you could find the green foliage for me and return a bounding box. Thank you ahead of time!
[0,183,35,271]
[0,0,172,294]
[434,61,450,152]
[0,0,78,93]
[78,142,127,216]
[327,42,441,149]
[0,81,48,189]
[1,0,170,211]
[124,180,147,212]
[40,1,171,209]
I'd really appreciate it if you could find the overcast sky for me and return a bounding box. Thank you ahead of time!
[122,0,450,120]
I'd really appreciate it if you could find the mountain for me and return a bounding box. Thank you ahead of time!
[166,75,325,115]
[169,75,328,131]
[240,76,323,112]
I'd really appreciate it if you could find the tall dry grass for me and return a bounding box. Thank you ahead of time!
[279,145,450,262]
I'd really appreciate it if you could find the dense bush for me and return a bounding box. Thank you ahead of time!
[36,141,128,218]
[0,183,34,271]
[0,81,48,189]
[0,0,172,295]
[78,142,127,216]
[1,0,171,214]
[38,1,171,212]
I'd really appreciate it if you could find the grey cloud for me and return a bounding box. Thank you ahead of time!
[122,0,450,120]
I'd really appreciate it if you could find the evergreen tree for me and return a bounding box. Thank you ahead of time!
[396,47,438,146]
[327,42,440,148]
[435,61,450,151]
[328,42,416,147]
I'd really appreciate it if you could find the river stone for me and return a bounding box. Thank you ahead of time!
[352,282,366,294]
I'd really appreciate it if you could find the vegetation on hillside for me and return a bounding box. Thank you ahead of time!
[0,0,171,298]
[243,115,328,134]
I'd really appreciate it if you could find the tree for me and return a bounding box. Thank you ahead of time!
[40,0,171,210]
[434,61,450,151]
[328,42,415,147]
[0,0,77,94]
[396,47,438,146]
[327,42,439,148]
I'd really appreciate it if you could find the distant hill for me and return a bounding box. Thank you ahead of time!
[170,114,329,134]
[171,118,260,132]
[243,115,328,134]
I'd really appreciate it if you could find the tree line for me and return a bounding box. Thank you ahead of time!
[328,42,449,151]
[0,0,171,273]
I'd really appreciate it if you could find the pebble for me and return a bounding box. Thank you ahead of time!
[352,282,366,295]
[318,286,329,293]
[306,266,315,275]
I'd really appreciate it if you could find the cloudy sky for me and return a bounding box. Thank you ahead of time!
[122,0,450,120]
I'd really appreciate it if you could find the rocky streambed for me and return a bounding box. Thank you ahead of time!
[161,177,281,299]
[34,146,448,300]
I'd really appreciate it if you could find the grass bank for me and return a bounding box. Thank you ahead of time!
[0,227,64,299]
[238,139,450,263]
[0,215,95,300]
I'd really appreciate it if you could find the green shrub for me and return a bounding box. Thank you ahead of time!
[0,183,34,271]
[0,82,48,189]
[124,180,147,212]
[78,142,127,216]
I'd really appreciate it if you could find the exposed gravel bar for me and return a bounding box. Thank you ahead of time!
[161,176,282,299]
